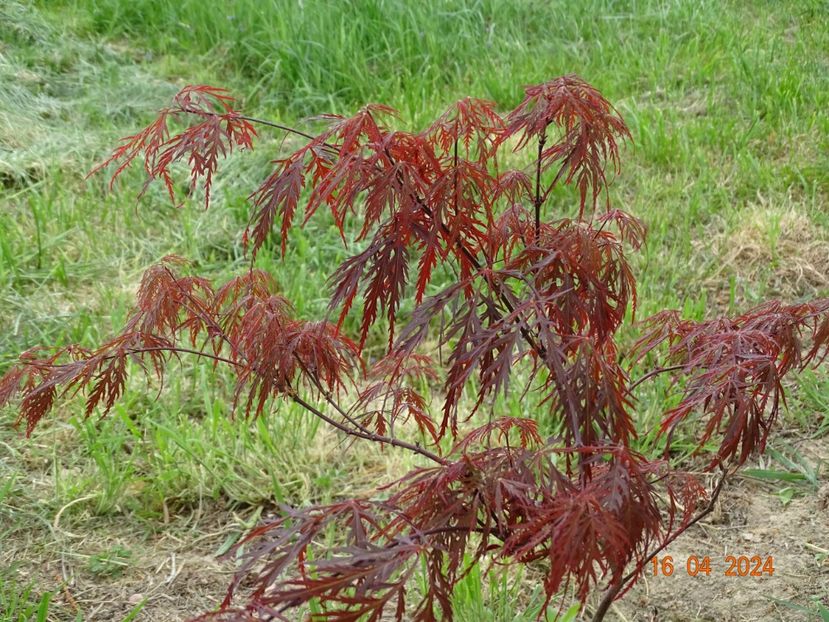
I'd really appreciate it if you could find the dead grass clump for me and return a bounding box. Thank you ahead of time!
[706,203,829,301]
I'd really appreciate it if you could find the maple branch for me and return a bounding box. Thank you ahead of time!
[92,266,441,467]
[236,112,550,365]
[534,131,546,240]
[112,344,447,466]
[589,468,730,622]
[291,352,389,441]
[159,269,395,451]
[235,114,339,154]
[377,142,592,472]
[627,364,686,392]
[236,112,549,366]
[376,145,546,359]
[169,266,445,469]
[288,390,447,465]
[122,345,242,368]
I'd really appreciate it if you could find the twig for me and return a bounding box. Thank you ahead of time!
[288,391,447,465]
[628,364,686,392]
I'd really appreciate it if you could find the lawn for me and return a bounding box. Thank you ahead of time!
[1,1,827,620]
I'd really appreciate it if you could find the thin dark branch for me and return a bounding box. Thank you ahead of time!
[292,353,382,439]
[534,132,547,240]
[627,364,686,392]
[236,115,338,154]
[539,153,573,207]
[120,345,447,466]
[378,133,596,481]
[161,268,397,457]
[125,345,241,368]
[289,391,448,465]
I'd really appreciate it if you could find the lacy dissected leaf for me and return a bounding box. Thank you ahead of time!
[0,333,169,435]
[369,352,440,385]
[351,352,441,443]
[441,298,526,436]
[595,209,647,250]
[319,103,398,155]
[502,75,630,215]
[248,153,306,257]
[535,337,635,452]
[352,382,439,444]
[129,258,214,339]
[90,85,255,208]
[230,302,360,416]
[425,158,494,257]
[484,202,534,260]
[632,299,829,466]
[501,446,661,602]
[451,417,542,454]
[426,97,504,155]
[509,219,637,342]
[199,500,424,622]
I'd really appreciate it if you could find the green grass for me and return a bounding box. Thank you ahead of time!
[1,0,828,619]
[0,566,52,622]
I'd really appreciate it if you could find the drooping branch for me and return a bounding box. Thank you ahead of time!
[159,265,436,462]
[0,262,448,467]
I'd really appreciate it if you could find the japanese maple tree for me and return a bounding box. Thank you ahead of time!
[3,77,828,621]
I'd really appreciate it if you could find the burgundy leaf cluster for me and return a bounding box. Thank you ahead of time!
[87,85,256,207]
[199,440,684,621]
[632,300,829,466]
[1,259,358,431]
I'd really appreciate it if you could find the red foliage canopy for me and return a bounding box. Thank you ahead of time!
[3,75,828,621]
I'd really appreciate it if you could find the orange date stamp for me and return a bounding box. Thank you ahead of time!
[650,555,774,577]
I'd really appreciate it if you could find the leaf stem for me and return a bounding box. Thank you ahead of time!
[234,114,339,154]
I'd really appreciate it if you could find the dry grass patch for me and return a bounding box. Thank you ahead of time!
[703,200,828,305]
